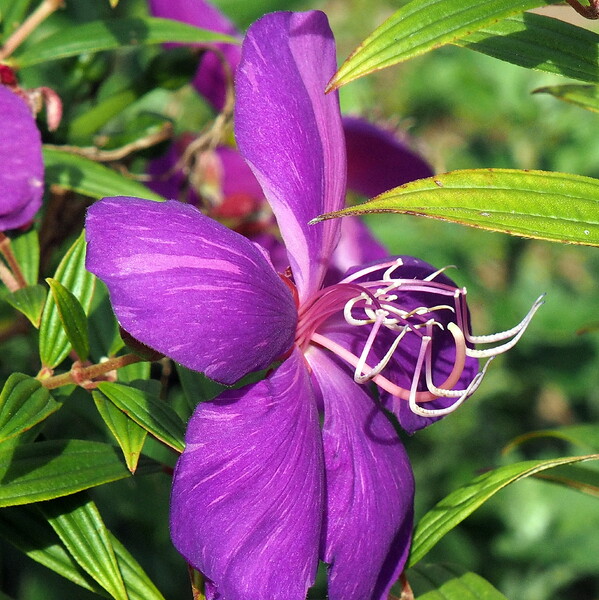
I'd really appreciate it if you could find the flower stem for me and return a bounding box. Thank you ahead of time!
[565,0,599,19]
[0,259,19,292]
[0,0,65,61]
[0,233,28,290]
[39,353,146,390]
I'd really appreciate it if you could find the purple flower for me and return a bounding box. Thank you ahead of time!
[0,86,44,230]
[86,11,541,599]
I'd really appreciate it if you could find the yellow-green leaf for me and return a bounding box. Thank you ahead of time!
[328,0,549,90]
[314,169,599,246]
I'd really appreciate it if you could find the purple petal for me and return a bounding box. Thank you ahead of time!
[236,11,346,301]
[170,348,323,600]
[85,197,296,384]
[0,87,44,230]
[148,0,241,110]
[344,116,433,198]
[307,348,414,600]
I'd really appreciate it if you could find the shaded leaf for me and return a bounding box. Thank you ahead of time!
[46,278,90,362]
[0,505,103,595]
[0,373,61,443]
[328,0,547,90]
[405,563,509,599]
[314,169,599,246]
[40,495,128,600]
[535,464,599,498]
[457,13,599,84]
[176,363,225,415]
[0,439,157,507]
[43,146,165,202]
[0,504,166,600]
[534,84,599,113]
[4,284,47,327]
[97,382,185,453]
[408,454,599,566]
[110,535,167,600]
[12,17,238,67]
[39,232,96,368]
[504,424,599,454]
[93,389,147,473]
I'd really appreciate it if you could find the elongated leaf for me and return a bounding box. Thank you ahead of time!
[12,17,238,67]
[0,373,61,443]
[40,495,128,600]
[504,424,599,454]
[408,453,599,566]
[39,232,96,368]
[457,13,599,84]
[93,390,147,473]
[535,464,599,498]
[9,229,39,285]
[328,0,548,90]
[0,505,104,595]
[0,440,155,507]
[534,84,599,113]
[46,278,90,362]
[404,564,509,599]
[43,147,165,202]
[97,382,185,453]
[110,535,167,600]
[4,284,46,327]
[0,505,166,600]
[314,169,599,246]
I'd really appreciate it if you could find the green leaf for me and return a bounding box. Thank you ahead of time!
[0,505,104,595]
[4,284,47,327]
[408,453,599,567]
[0,373,61,443]
[534,84,599,113]
[176,363,225,414]
[46,278,90,362]
[0,440,154,507]
[314,169,599,246]
[39,232,96,368]
[40,495,128,600]
[97,382,186,453]
[93,390,147,473]
[43,146,165,202]
[110,535,167,600]
[9,229,39,285]
[504,424,599,454]
[405,564,509,599]
[328,0,548,90]
[12,16,239,67]
[0,504,166,600]
[535,464,599,498]
[456,13,599,84]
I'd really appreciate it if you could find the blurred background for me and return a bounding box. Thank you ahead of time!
[1,0,598,598]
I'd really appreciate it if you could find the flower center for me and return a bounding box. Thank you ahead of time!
[296,258,544,418]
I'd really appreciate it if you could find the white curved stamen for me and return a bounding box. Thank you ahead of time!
[410,358,494,418]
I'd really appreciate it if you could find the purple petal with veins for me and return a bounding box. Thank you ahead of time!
[236,11,346,301]
[308,348,414,600]
[170,348,323,600]
[85,197,296,384]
